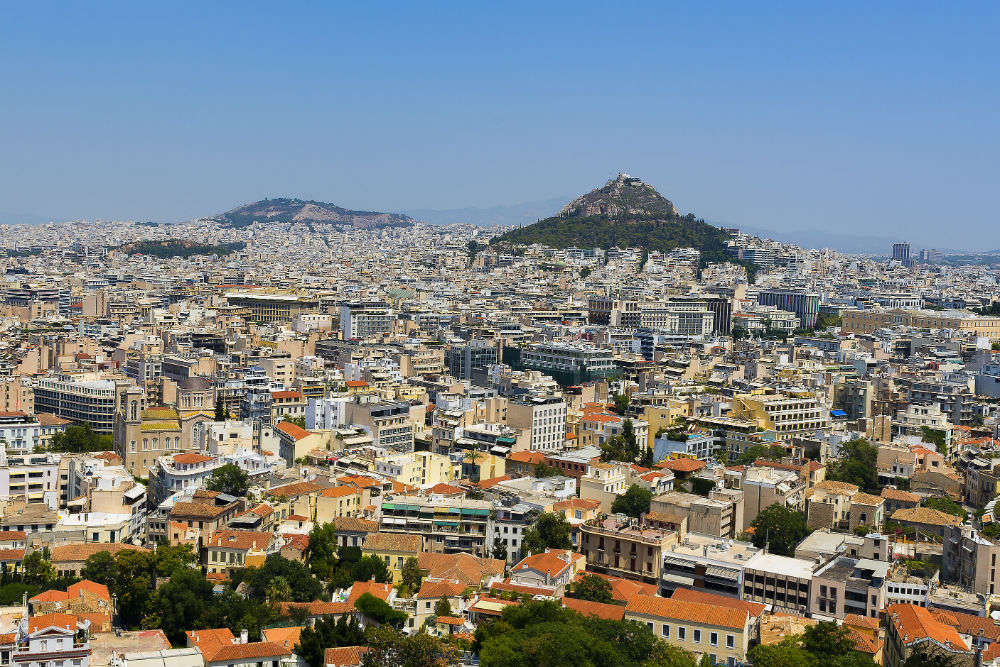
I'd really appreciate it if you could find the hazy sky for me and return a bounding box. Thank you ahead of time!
[1,2,997,247]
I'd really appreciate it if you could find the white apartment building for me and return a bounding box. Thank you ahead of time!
[507,396,566,452]
[0,450,60,508]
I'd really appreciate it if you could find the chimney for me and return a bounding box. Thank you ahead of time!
[240,629,248,644]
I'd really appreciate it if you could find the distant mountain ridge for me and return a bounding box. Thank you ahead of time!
[492,173,737,266]
[206,197,413,229]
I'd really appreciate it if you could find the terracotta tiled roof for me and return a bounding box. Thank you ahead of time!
[417,580,466,599]
[930,608,1000,642]
[261,626,304,652]
[881,487,921,503]
[332,517,379,532]
[888,604,968,651]
[275,421,313,441]
[321,486,360,498]
[512,553,570,577]
[0,548,25,562]
[625,594,748,630]
[0,531,26,541]
[271,391,302,400]
[852,492,884,506]
[655,458,706,473]
[428,483,465,496]
[27,612,77,634]
[324,646,369,667]
[206,529,274,551]
[50,542,148,563]
[814,480,860,494]
[670,587,765,617]
[508,451,547,465]
[552,498,601,511]
[891,507,962,527]
[843,613,879,630]
[68,579,111,601]
[561,597,625,621]
[268,481,323,498]
[173,452,214,464]
[418,552,504,586]
[363,532,422,553]
[207,641,290,663]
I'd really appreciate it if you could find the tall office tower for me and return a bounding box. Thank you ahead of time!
[892,243,911,266]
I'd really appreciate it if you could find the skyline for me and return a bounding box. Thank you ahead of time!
[1,2,998,247]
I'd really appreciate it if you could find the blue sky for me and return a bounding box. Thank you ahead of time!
[0,2,997,247]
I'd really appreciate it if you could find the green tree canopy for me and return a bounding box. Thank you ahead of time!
[826,438,878,493]
[611,484,653,519]
[296,615,366,667]
[521,513,573,555]
[565,574,613,604]
[750,505,811,557]
[205,463,250,497]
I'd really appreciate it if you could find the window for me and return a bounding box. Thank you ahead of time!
[710,632,718,646]
[726,635,735,649]
[693,629,701,643]
[662,624,670,638]
[678,627,686,640]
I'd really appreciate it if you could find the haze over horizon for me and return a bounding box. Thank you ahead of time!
[1,2,998,248]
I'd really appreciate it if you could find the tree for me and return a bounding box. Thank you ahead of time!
[282,416,307,428]
[46,423,112,453]
[737,443,786,465]
[153,543,198,577]
[265,576,292,603]
[400,557,424,594]
[565,574,613,604]
[214,397,227,421]
[22,551,56,585]
[205,463,249,497]
[690,477,715,497]
[826,438,878,493]
[611,484,652,519]
[296,615,366,667]
[491,536,508,562]
[612,393,630,416]
[362,626,461,667]
[81,551,116,586]
[307,522,340,580]
[640,444,655,468]
[901,648,957,667]
[747,640,817,667]
[434,595,453,617]
[750,505,811,557]
[237,554,324,603]
[521,513,572,555]
[354,592,407,627]
[921,426,948,456]
[921,497,967,520]
[475,599,687,667]
[580,267,592,280]
[534,462,560,478]
[351,555,392,584]
[146,567,215,645]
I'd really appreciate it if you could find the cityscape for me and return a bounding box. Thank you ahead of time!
[2,4,999,667]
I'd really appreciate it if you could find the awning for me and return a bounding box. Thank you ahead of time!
[662,574,695,585]
[705,565,739,580]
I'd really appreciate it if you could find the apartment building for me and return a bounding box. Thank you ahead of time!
[519,343,617,384]
[506,395,566,453]
[379,495,493,557]
[340,302,393,340]
[651,491,742,539]
[659,533,760,598]
[624,594,752,666]
[578,515,679,585]
[741,551,816,615]
[347,401,415,451]
[757,290,820,328]
[843,307,1000,341]
[0,412,42,452]
[731,392,830,440]
[33,375,123,433]
[740,466,805,529]
[0,450,60,508]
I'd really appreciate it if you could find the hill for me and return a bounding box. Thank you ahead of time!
[492,174,736,265]
[207,198,414,229]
